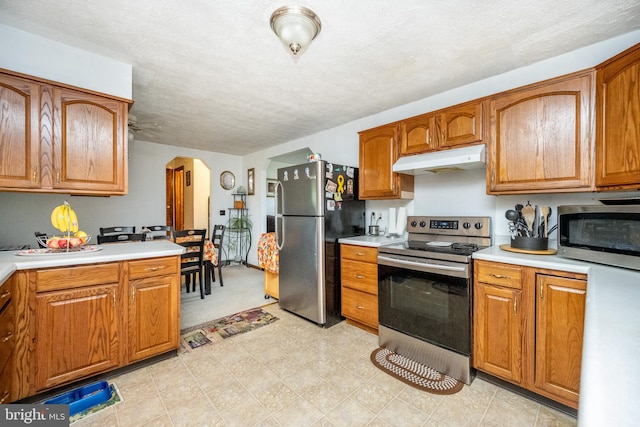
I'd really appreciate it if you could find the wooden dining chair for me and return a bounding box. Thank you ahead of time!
[206,224,226,288]
[174,229,206,299]
[97,233,145,244]
[99,226,136,235]
[142,225,173,240]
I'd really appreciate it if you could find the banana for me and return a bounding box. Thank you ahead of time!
[69,208,79,233]
[50,202,79,234]
[50,205,65,231]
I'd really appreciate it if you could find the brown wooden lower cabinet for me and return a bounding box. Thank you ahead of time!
[35,283,121,390]
[7,256,180,401]
[473,260,587,409]
[127,257,180,363]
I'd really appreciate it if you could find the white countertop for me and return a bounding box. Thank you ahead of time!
[473,246,640,426]
[338,234,406,247]
[0,241,184,284]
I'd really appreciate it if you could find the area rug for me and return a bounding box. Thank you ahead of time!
[179,307,279,353]
[370,347,463,395]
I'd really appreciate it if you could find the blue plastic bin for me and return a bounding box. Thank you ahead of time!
[44,380,113,416]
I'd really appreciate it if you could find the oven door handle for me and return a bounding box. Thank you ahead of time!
[377,255,467,272]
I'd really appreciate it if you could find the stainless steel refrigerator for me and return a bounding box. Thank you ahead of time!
[275,160,365,327]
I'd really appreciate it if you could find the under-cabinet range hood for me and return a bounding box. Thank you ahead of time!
[392,144,485,174]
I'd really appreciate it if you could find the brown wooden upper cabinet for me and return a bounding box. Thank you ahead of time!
[596,43,640,190]
[0,70,130,195]
[487,70,595,194]
[400,100,484,156]
[358,124,414,200]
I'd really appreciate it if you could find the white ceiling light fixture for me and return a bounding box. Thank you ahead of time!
[270,5,321,56]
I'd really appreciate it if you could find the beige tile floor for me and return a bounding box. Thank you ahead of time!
[74,303,577,427]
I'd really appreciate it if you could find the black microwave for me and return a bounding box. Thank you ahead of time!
[557,204,640,271]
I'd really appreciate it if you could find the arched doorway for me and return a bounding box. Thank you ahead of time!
[166,157,211,233]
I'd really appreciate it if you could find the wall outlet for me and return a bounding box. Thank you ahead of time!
[219,210,225,215]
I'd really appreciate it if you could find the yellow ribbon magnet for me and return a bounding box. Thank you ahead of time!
[337,175,345,194]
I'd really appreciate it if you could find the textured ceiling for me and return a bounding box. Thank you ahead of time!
[1,1,639,155]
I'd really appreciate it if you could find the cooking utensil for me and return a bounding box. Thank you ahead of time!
[505,210,519,222]
[521,203,535,237]
[541,206,550,237]
[533,205,541,237]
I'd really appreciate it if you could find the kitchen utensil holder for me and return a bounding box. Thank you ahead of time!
[511,236,548,251]
[368,225,379,236]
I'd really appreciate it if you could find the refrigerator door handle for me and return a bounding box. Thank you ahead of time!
[275,180,284,250]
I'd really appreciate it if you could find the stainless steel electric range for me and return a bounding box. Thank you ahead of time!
[377,215,491,384]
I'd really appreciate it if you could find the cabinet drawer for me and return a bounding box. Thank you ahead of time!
[341,245,378,263]
[0,301,14,372]
[0,279,12,312]
[342,288,378,328]
[476,261,522,289]
[36,263,121,292]
[341,259,378,294]
[128,257,178,280]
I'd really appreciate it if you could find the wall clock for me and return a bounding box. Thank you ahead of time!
[220,171,235,190]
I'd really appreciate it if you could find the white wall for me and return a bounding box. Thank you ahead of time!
[0,24,132,99]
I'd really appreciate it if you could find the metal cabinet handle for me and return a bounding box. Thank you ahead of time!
[0,390,9,404]
[1,290,10,299]
[356,305,365,309]
[32,166,37,182]
[56,168,60,183]
[540,284,544,299]
[489,273,510,279]
[355,252,365,256]
[513,297,517,317]
[1,332,13,343]
[145,266,160,271]
[355,275,365,279]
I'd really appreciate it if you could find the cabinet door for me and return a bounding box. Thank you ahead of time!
[52,87,127,194]
[399,113,436,155]
[534,274,586,407]
[359,125,399,199]
[596,44,640,188]
[0,74,41,189]
[35,284,120,390]
[488,71,594,193]
[473,283,523,384]
[128,274,179,363]
[437,101,483,148]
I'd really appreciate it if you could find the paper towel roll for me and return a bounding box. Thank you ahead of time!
[387,208,397,235]
[396,207,407,236]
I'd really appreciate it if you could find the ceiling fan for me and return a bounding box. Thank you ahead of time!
[127,114,163,142]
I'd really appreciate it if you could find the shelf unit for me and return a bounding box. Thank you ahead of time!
[225,193,251,265]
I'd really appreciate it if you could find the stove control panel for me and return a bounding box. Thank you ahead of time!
[407,216,491,237]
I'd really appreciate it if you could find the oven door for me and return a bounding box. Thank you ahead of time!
[378,256,471,355]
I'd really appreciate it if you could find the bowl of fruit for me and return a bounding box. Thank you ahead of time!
[42,202,91,252]
[41,232,91,251]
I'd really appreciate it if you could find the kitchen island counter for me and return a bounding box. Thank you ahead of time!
[474,246,640,427]
[0,241,184,284]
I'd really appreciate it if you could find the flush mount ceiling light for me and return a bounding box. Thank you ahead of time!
[270,5,321,56]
